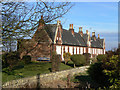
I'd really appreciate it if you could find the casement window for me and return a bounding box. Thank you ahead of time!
[65,46,68,52]
[96,49,98,55]
[101,49,102,54]
[104,49,105,54]
[93,48,94,54]
[74,47,76,54]
[56,46,61,54]
[99,49,100,54]
[88,48,91,53]
[59,37,61,40]
[95,48,96,54]
[77,47,79,54]
[69,47,73,55]
[80,47,83,54]
[84,48,86,53]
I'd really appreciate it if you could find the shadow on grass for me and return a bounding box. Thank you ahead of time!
[61,61,74,68]
[13,65,24,70]
[2,68,15,75]
[66,63,74,68]
[48,68,52,72]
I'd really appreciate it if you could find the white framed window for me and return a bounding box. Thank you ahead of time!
[84,48,86,53]
[74,47,76,54]
[59,37,61,40]
[99,49,100,54]
[80,47,83,54]
[95,48,96,54]
[65,46,68,52]
[104,49,105,54]
[56,46,61,54]
[77,47,79,54]
[69,47,73,55]
[88,48,90,54]
[93,48,94,54]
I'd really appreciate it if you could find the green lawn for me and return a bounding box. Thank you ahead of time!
[2,61,73,83]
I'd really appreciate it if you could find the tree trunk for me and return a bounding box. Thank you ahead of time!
[74,64,76,68]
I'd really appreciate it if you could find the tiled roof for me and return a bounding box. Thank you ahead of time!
[73,32,86,46]
[45,24,57,41]
[62,29,80,46]
[42,24,104,48]
[91,37,103,48]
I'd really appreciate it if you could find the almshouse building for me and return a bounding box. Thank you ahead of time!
[18,16,105,61]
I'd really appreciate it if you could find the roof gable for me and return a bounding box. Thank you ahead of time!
[45,24,57,42]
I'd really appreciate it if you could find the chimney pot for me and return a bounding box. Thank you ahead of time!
[71,24,73,29]
[39,15,45,27]
[79,27,82,31]
[69,24,72,29]
[69,24,74,35]
[41,15,43,19]
[79,27,83,36]
[98,34,100,39]
[79,27,80,31]
[86,30,88,34]
[92,32,95,37]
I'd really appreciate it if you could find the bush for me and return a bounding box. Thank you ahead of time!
[103,55,120,88]
[97,54,107,62]
[90,57,97,64]
[51,51,61,72]
[87,62,110,88]
[70,54,86,67]
[63,52,71,64]
[22,55,31,64]
[2,51,20,70]
[83,53,91,65]
[2,53,9,68]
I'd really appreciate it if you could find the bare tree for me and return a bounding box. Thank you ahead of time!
[1,1,73,52]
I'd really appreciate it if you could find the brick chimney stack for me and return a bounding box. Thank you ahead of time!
[79,27,83,36]
[71,24,73,29]
[98,34,100,39]
[69,24,74,35]
[41,15,43,19]
[69,24,72,29]
[86,30,89,35]
[92,32,96,41]
[92,32,95,37]
[39,15,45,27]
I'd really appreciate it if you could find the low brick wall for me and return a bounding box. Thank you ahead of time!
[2,66,89,88]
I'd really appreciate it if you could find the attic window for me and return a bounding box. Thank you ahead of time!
[59,37,61,40]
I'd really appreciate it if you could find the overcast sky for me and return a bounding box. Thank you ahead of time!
[59,2,118,51]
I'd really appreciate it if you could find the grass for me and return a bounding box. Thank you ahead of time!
[2,61,73,83]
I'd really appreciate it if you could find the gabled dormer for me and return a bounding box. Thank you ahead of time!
[86,30,91,47]
[54,20,62,44]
